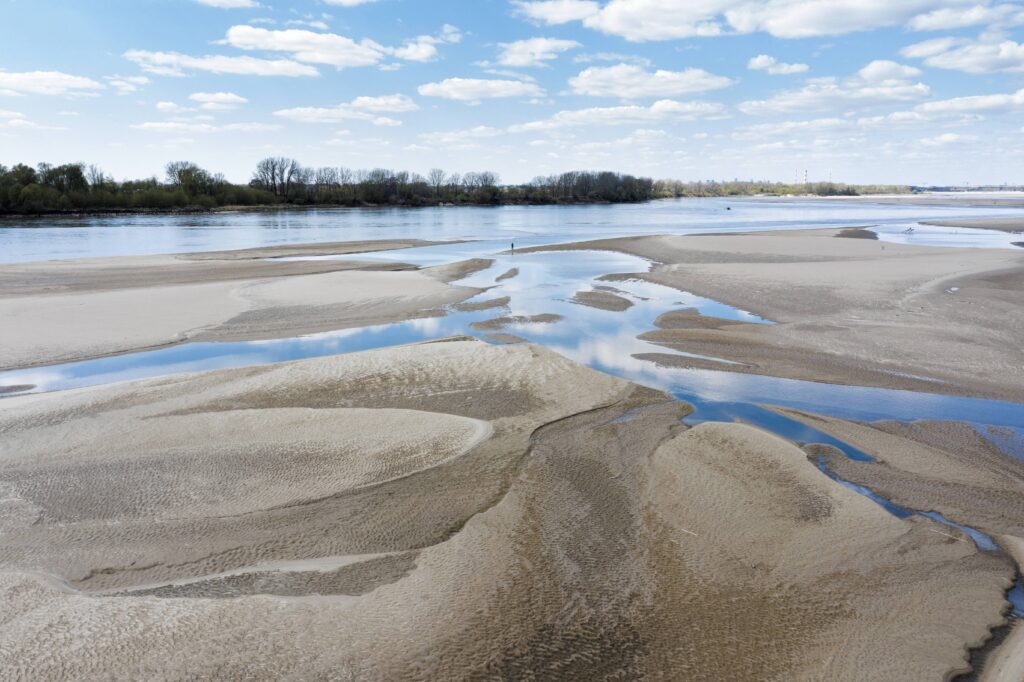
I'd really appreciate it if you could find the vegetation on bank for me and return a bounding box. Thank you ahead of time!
[0,158,910,215]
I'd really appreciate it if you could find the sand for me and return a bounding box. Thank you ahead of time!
[835,227,878,239]
[0,338,1010,679]
[0,240,483,370]
[495,267,519,282]
[922,218,1024,234]
[774,410,1024,541]
[527,228,1024,402]
[469,313,564,331]
[453,295,511,312]
[767,409,1024,681]
[572,289,634,311]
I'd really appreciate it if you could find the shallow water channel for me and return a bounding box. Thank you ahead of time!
[2,239,1023,619]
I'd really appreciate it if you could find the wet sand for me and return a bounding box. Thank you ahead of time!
[0,240,483,370]
[836,227,878,239]
[0,338,1010,679]
[923,218,1024,234]
[572,288,634,311]
[469,313,564,331]
[526,228,1024,402]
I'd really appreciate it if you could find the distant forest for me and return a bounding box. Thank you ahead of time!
[0,158,910,215]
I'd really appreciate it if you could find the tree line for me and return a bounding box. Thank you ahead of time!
[653,179,910,197]
[0,158,907,215]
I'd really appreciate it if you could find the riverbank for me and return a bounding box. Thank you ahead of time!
[523,228,1024,403]
[0,239,484,370]
[0,338,1010,679]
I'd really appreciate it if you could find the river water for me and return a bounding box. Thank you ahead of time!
[2,196,1023,263]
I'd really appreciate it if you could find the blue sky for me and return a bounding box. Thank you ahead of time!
[1,0,1022,184]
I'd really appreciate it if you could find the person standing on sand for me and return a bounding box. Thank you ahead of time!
[511,242,514,253]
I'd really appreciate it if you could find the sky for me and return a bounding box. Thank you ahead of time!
[1,0,1023,185]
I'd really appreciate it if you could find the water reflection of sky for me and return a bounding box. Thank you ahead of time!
[3,245,1021,436]
[874,222,1023,249]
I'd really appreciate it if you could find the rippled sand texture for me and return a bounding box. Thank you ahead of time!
[0,340,1010,679]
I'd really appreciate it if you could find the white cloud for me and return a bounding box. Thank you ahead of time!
[189,91,248,110]
[917,88,1024,113]
[509,99,726,131]
[747,54,809,75]
[724,1,973,39]
[105,75,150,94]
[920,132,976,146]
[857,60,921,81]
[417,125,505,148]
[273,94,414,124]
[286,19,330,30]
[514,0,600,24]
[221,24,460,69]
[0,110,56,130]
[324,0,380,5]
[732,117,851,140]
[497,37,581,67]
[131,121,281,133]
[900,37,963,59]
[0,110,66,131]
[740,60,929,114]
[902,34,1024,73]
[418,78,545,103]
[569,63,733,98]
[348,94,419,112]
[123,50,317,77]
[513,0,979,41]
[223,25,386,67]
[909,4,1024,31]
[194,0,258,7]
[0,70,104,96]
[156,101,191,113]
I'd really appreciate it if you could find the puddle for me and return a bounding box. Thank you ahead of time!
[876,222,1024,249]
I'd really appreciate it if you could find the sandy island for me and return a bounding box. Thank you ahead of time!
[524,228,1024,403]
[0,239,486,370]
[0,338,1012,680]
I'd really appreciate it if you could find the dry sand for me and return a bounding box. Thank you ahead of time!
[527,228,1024,402]
[768,409,1024,681]
[0,338,1011,679]
[0,240,483,370]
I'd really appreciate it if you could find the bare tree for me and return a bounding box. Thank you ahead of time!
[252,157,279,194]
[427,168,446,198]
[86,164,108,190]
